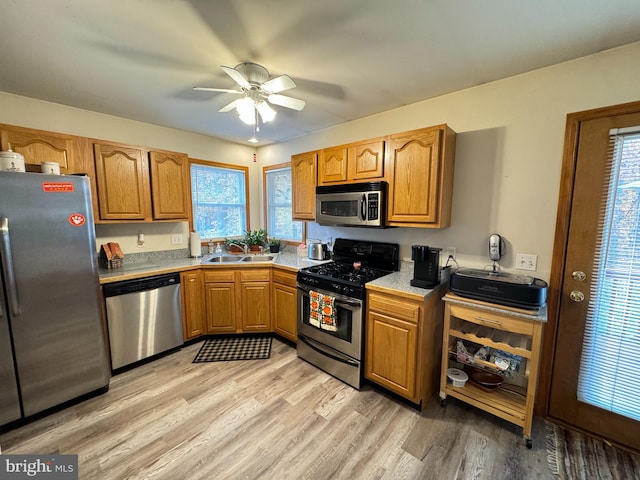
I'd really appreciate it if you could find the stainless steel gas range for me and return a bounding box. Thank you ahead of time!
[296,238,399,388]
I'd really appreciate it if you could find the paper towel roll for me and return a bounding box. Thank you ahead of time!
[190,232,202,257]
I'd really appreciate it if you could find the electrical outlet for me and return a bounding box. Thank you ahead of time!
[516,253,537,271]
[446,247,456,259]
[171,234,183,245]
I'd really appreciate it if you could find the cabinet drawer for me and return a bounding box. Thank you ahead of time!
[240,269,270,282]
[448,304,534,336]
[272,269,296,286]
[204,270,235,283]
[369,293,420,323]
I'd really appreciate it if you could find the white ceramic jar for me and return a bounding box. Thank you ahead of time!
[0,149,26,172]
[41,161,61,175]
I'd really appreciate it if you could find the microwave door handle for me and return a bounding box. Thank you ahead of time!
[360,194,367,221]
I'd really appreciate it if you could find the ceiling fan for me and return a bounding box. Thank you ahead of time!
[194,62,306,126]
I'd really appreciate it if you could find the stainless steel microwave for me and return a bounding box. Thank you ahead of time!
[315,181,387,227]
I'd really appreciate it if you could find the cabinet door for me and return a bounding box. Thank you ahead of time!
[318,146,348,185]
[291,151,317,220]
[387,127,442,225]
[205,282,237,333]
[93,142,151,220]
[1,125,77,173]
[180,270,205,340]
[240,282,271,332]
[348,138,385,181]
[149,150,190,220]
[366,310,418,401]
[272,282,297,342]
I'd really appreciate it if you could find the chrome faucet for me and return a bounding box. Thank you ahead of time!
[237,242,249,254]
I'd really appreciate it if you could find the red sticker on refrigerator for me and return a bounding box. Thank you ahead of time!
[68,214,86,226]
[42,182,75,192]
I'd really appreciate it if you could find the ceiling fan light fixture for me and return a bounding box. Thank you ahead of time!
[256,101,276,123]
[236,97,256,125]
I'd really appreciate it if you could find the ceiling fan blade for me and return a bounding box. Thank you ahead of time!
[221,65,251,89]
[267,94,305,111]
[218,99,240,113]
[193,87,243,93]
[262,74,296,93]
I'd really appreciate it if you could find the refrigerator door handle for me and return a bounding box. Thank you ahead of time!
[0,218,21,317]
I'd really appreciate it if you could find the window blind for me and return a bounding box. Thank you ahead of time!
[577,129,640,421]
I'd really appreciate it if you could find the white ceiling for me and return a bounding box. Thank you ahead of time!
[2,0,640,146]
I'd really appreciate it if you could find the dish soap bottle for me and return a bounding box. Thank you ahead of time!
[215,243,222,254]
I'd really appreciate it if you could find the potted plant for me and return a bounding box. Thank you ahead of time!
[243,229,268,252]
[268,237,282,253]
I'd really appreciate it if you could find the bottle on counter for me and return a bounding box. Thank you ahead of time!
[208,240,215,254]
[215,243,222,254]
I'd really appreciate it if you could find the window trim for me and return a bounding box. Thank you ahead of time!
[189,158,251,241]
[263,162,306,245]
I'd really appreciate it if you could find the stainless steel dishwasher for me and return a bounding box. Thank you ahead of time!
[103,272,183,370]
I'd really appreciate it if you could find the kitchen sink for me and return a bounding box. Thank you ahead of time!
[240,255,274,262]
[207,255,244,263]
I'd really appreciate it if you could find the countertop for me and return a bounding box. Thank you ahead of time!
[99,254,447,300]
[98,253,330,284]
[366,261,449,300]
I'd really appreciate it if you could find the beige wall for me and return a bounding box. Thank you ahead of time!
[260,41,640,281]
[2,41,639,275]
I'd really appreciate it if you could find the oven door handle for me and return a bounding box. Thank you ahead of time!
[297,285,362,308]
[299,334,359,367]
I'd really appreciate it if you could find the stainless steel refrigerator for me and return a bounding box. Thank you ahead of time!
[0,171,110,427]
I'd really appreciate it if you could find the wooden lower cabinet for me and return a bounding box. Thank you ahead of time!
[180,270,206,340]
[271,268,298,342]
[204,268,271,334]
[365,285,446,407]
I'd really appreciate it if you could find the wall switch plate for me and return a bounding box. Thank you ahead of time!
[516,253,537,271]
[171,234,183,245]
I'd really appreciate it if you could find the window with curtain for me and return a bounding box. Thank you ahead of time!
[577,127,640,421]
[264,165,303,243]
[190,162,248,239]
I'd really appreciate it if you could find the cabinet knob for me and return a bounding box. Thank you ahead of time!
[569,290,585,302]
[571,271,587,281]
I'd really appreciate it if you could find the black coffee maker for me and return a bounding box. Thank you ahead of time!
[410,245,442,288]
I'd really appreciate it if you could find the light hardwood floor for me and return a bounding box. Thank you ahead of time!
[0,339,552,479]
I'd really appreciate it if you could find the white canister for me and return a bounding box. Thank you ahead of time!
[0,149,26,172]
[41,161,61,175]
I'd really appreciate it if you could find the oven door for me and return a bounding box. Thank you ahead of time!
[297,284,363,360]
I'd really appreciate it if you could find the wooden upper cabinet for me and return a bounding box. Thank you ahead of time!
[318,146,348,185]
[0,124,78,174]
[149,150,190,220]
[291,150,317,221]
[317,139,385,186]
[348,138,385,181]
[93,142,151,221]
[386,125,456,228]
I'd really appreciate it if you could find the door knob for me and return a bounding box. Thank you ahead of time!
[570,291,585,302]
[571,271,587,281]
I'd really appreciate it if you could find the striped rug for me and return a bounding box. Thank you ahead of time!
[546,421,640,479]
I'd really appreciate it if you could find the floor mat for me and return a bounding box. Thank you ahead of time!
[193,335,272,363]
[546,420,640,479]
